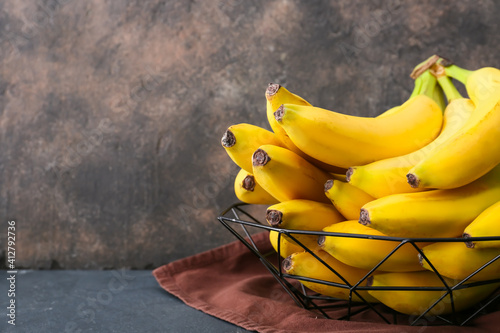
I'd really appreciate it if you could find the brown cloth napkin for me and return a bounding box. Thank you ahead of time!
[153,231,500,333]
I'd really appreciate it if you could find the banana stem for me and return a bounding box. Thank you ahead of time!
[432,84,446,112]
[437,75,463,102]
[418,70,437,100]
[410,55,440,79]
[409,74,424,99]
[444,64,473,85]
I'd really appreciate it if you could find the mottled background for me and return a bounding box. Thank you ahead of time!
[1,0,499,269]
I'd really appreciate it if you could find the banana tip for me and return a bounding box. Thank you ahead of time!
[253,148,271,167]
[266,83,281,99]
[282,255,293,272]
[346,168,354,183]
[462,233,475,248]
[317,235,326,247]
[221,129,235,148]
[274,105,285,122]
[359,208,371,226]
[324,179,334,192]
[406,173,420,188]
[266,209,282,227]
[366,275,374,287]
[417,253,424,266]
[242,175,256,192]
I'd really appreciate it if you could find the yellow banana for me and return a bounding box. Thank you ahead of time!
[443,61,500,110]
[273,70,443,168]
[347,75,474,198]
[463,200,500,249]
[265,83,346,174]
[265,199,344,231]
[375,105,400,118]
[324,180,375,220]
[319,221,426,272]
[265,83,311,148]
[269,230,320,258]
[360,164,500,238]
[282,250,378,303]
[252,144,331,203]
[233,168,279,205]
[368,270,500,316]
[407,63,500,190]
[420,242,500,282]
[221,123,283,173]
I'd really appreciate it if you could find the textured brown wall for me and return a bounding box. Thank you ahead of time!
[1,0,499,269]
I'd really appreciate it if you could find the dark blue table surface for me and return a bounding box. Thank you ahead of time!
[0,270,254,333]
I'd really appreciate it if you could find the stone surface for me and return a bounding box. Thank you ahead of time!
[0,0,499,268]
[0,270,252,332]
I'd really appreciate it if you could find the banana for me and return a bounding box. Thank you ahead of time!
[443,61,500,110]
[463,200,500,249]
[360,164,500,238]
[347,74,474,198]
[273,70,443,168]
[234,168,279,205]
[375,105,400,118]
[252,144,332,203]
[269,230,320,258]
[221,123,283,173]
[265,199,344,231]
[420,242,500,282]
[265,83,310,147]
[319,221,426,272]
[282,250,378,303]
[265,83,346,174]
[368,270,500,316]
[324,180,375,220]
[407,63,500,190]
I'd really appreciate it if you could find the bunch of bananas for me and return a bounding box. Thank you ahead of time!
[221,55,500,317]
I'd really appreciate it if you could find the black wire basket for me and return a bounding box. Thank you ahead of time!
[217,202,500,326]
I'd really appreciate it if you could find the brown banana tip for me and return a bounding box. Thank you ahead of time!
[282,255,293,272]
[266,209,283,227]
[242,175,256,192]
[366,275,374,287]
[463,233,475,248]
[324,179,334,192]
[346,168,354,183]
[274,105,285,122]
[317,235,326,246]
[406,173,420,188]
[417,253,424,266]
[221,129,235,148]
[359,209,371,226]
[266,83,281,99]
[252,148,271,167]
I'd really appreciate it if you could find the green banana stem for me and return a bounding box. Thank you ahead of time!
[418,70,437,100]
[443,64,473,85]
[432,83,446,112]
[437,75,463,102]
[409,74,424,99]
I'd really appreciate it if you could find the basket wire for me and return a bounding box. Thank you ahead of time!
[217,202,500,326]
